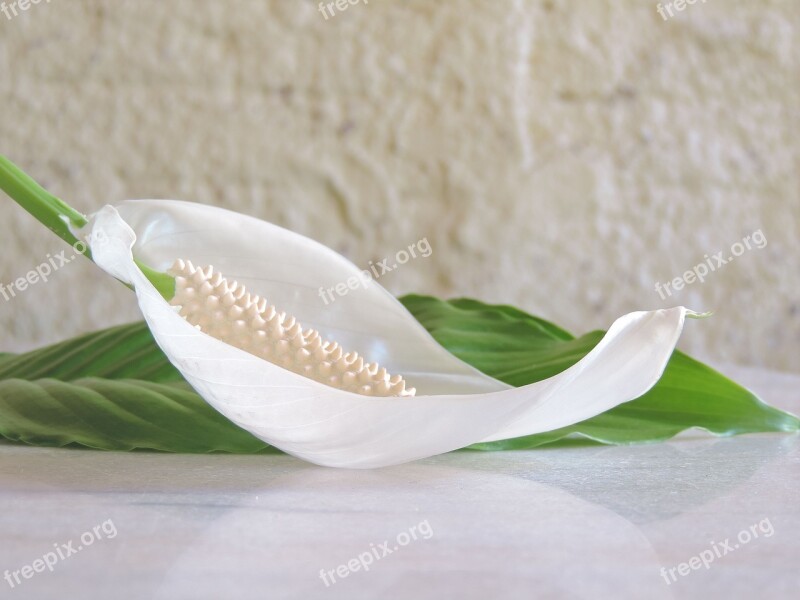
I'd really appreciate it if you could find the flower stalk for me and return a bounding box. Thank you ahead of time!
[0,155,175,300]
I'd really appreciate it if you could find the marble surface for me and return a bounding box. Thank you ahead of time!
[0,365,798,599]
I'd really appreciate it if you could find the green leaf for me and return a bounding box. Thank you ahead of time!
[402,295,574,343]
[0,295,796,453]
[402,295,590,383]
[0,378,270,453]
[0,322,181,383]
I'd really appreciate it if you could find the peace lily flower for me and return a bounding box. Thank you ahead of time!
[0,156,700,468]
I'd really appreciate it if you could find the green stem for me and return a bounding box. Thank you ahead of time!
[0,155,87,250]
[0,155,174,300]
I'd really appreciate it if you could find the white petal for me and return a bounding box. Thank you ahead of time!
[88,205,694,469]
[113,199,505,396]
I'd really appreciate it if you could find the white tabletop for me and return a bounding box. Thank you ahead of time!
[1,364,798,599]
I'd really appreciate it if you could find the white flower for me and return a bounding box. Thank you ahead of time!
[87,200,695,468]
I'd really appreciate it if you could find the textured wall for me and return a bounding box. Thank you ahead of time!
[0,0,798,372]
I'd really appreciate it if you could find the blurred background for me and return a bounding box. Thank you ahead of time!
[0,0,797,372]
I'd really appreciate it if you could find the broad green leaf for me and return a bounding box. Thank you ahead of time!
[0,322,181,382]
[0,378,269,453]
[0,295,796,453]
[404,295,574,343]
[403,295,590,384]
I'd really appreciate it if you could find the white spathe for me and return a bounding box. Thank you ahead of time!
[86,201,693,468]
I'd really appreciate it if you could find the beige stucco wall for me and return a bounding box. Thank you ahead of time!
[0,0,798,372]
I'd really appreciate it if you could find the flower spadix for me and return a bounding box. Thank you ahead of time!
[85,201,696,469]
[169,259,415,397]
